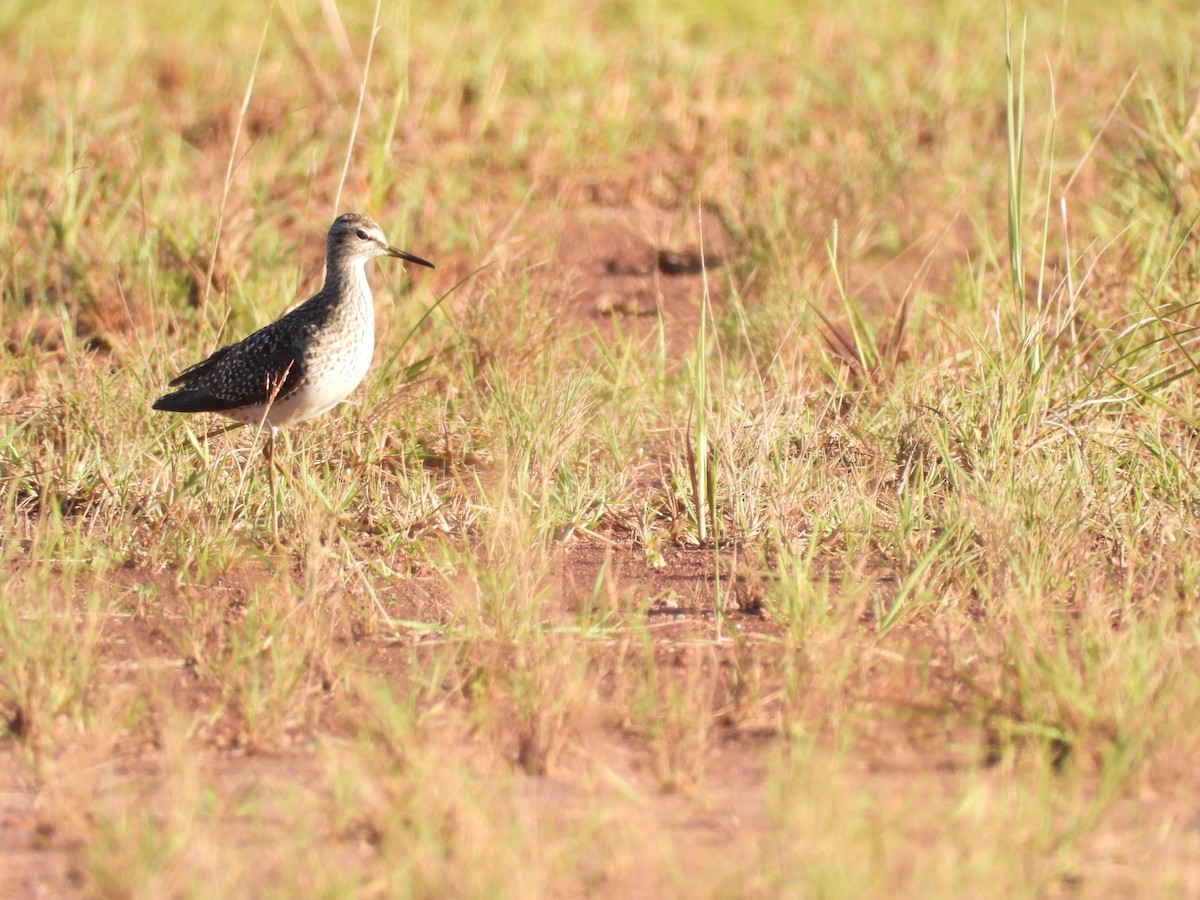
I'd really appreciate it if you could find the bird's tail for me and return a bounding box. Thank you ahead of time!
[152,390,229,413]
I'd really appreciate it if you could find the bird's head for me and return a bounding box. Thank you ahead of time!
[327,213,435,269]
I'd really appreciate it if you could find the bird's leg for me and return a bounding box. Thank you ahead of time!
[268,432,297,488]
[260,362,293,545]
[265,432,279,542]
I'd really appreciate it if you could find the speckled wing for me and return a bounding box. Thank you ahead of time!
[153,320,310,414]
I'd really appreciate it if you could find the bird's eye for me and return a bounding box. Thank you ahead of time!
[355,228,369,240]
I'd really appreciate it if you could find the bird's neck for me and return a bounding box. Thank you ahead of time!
[323,257,373,309]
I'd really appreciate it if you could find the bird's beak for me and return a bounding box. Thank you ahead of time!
[387,246,435,269]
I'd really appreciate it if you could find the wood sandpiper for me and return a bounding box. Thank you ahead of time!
[153,212,434,527]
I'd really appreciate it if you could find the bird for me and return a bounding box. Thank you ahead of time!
[153,212,434,531]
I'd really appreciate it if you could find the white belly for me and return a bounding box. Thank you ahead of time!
[228,314,375,432]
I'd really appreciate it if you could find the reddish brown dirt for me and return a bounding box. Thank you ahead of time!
[551,204,737,356]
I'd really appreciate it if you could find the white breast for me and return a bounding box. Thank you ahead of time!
[249,266,377,431]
